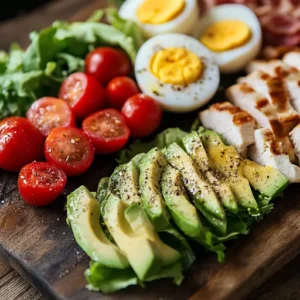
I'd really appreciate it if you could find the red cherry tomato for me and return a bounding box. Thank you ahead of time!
[26,97,76,137]
[106,76,140,109]
[85,47,132,85]
[0,117,44,172]
[18,162,67,206]
[121,94,162,138]
[82,109,130,154]
[59,72,106,120]
[44,127,95,176]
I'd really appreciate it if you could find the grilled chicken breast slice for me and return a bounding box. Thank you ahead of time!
[290,124,300,163]
[199,102,255,155]
[283,51,300,71]
[238,71,300,132]
[249,128,300,183]
[226,83,296,163]
[246,60,300,112]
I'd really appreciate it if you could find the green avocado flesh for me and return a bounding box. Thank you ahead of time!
[139,148,170,231]
[67,186,129,269]
[68,128,289,294]
[198,129,259,212]
[182,132,238,214]
[103,194,182,281]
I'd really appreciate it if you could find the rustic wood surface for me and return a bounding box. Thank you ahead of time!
[0,0,299,299]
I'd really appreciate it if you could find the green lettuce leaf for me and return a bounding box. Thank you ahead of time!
[159,227,195,270]
[105,8,145,50]
[0,10,142,120]
[85,262,138,293]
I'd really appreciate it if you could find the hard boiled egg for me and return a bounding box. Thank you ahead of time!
[195,4,262,73]
[119,0,199,38]
[135,33,220,113]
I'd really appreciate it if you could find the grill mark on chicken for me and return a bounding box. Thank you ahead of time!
[210,102,254,126]
[260,72,271,80]
[274,66,298,78]
[269,119,286,137]
[256,98,269,109]
[233,112,254,126]
[268,77,289,113]
[240,82,255,93]
[281,114,300,133]
[269,140,283,156]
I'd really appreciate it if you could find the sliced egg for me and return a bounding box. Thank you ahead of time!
[135,33,220,113]
[195,4,262,73]
[119,0,199,38]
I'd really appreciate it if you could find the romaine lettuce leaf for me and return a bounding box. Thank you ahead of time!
[0,10,143,120]
[85,262,138,293]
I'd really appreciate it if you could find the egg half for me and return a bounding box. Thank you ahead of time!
[135,33,220,113]
[195,4,262,73]
[119,0,199,38]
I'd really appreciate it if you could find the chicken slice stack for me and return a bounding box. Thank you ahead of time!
[200,51,300,183]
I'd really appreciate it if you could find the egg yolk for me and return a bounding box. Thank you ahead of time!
[137,0,185,25]
[200,20,252,52]
[150,47,203,85]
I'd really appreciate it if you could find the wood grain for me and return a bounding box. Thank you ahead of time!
[0,1,299,300]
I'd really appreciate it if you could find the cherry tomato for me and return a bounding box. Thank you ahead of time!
[18,162,67,206]
[26,97,76,137]
[106,76,139,109]
[82,109,130,154]
[59,72,106,120]
[121,94,162,138]
[0,117,44,172]
[85,47,132,85]
[44,127,95,176]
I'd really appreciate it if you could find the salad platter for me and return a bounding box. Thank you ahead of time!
[0,0,300,300]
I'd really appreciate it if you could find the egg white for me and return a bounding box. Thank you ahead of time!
[119,0,199,38]
[195,4,262,73]
[135,33,220,113]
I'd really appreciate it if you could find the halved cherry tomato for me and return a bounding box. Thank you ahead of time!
[85,47,132,85]
[26,97,76,137]
[106,76,139,109]
[59,72,106,120]
[44,127,95,176]
[82,109,130,154]
[18,162,67,206]
[0,117,44,172]
[121,94,162,138]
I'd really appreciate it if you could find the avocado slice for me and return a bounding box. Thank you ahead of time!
[182,132,238,213]
[199,128,258,212]
[139,148,170,231]
[103,193,182,281]
[67,186,129,269]
[242,159,289,199]
[96,177,109,215]
[161,165,203,238]
[164,143,227,235]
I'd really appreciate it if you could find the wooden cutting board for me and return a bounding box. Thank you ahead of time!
[0,1,300,300]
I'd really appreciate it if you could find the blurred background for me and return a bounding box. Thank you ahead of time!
[0,0,52,21]
[0,0,97,50]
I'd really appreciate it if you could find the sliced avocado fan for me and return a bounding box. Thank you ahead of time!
[139,148,170,231]
[67,186,138,293]
[103,193,183,283]
[198,128,259,215]
[164,142,227,235]
[182,132,238,214]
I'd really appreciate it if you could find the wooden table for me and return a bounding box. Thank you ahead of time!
[0,0,299,299]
